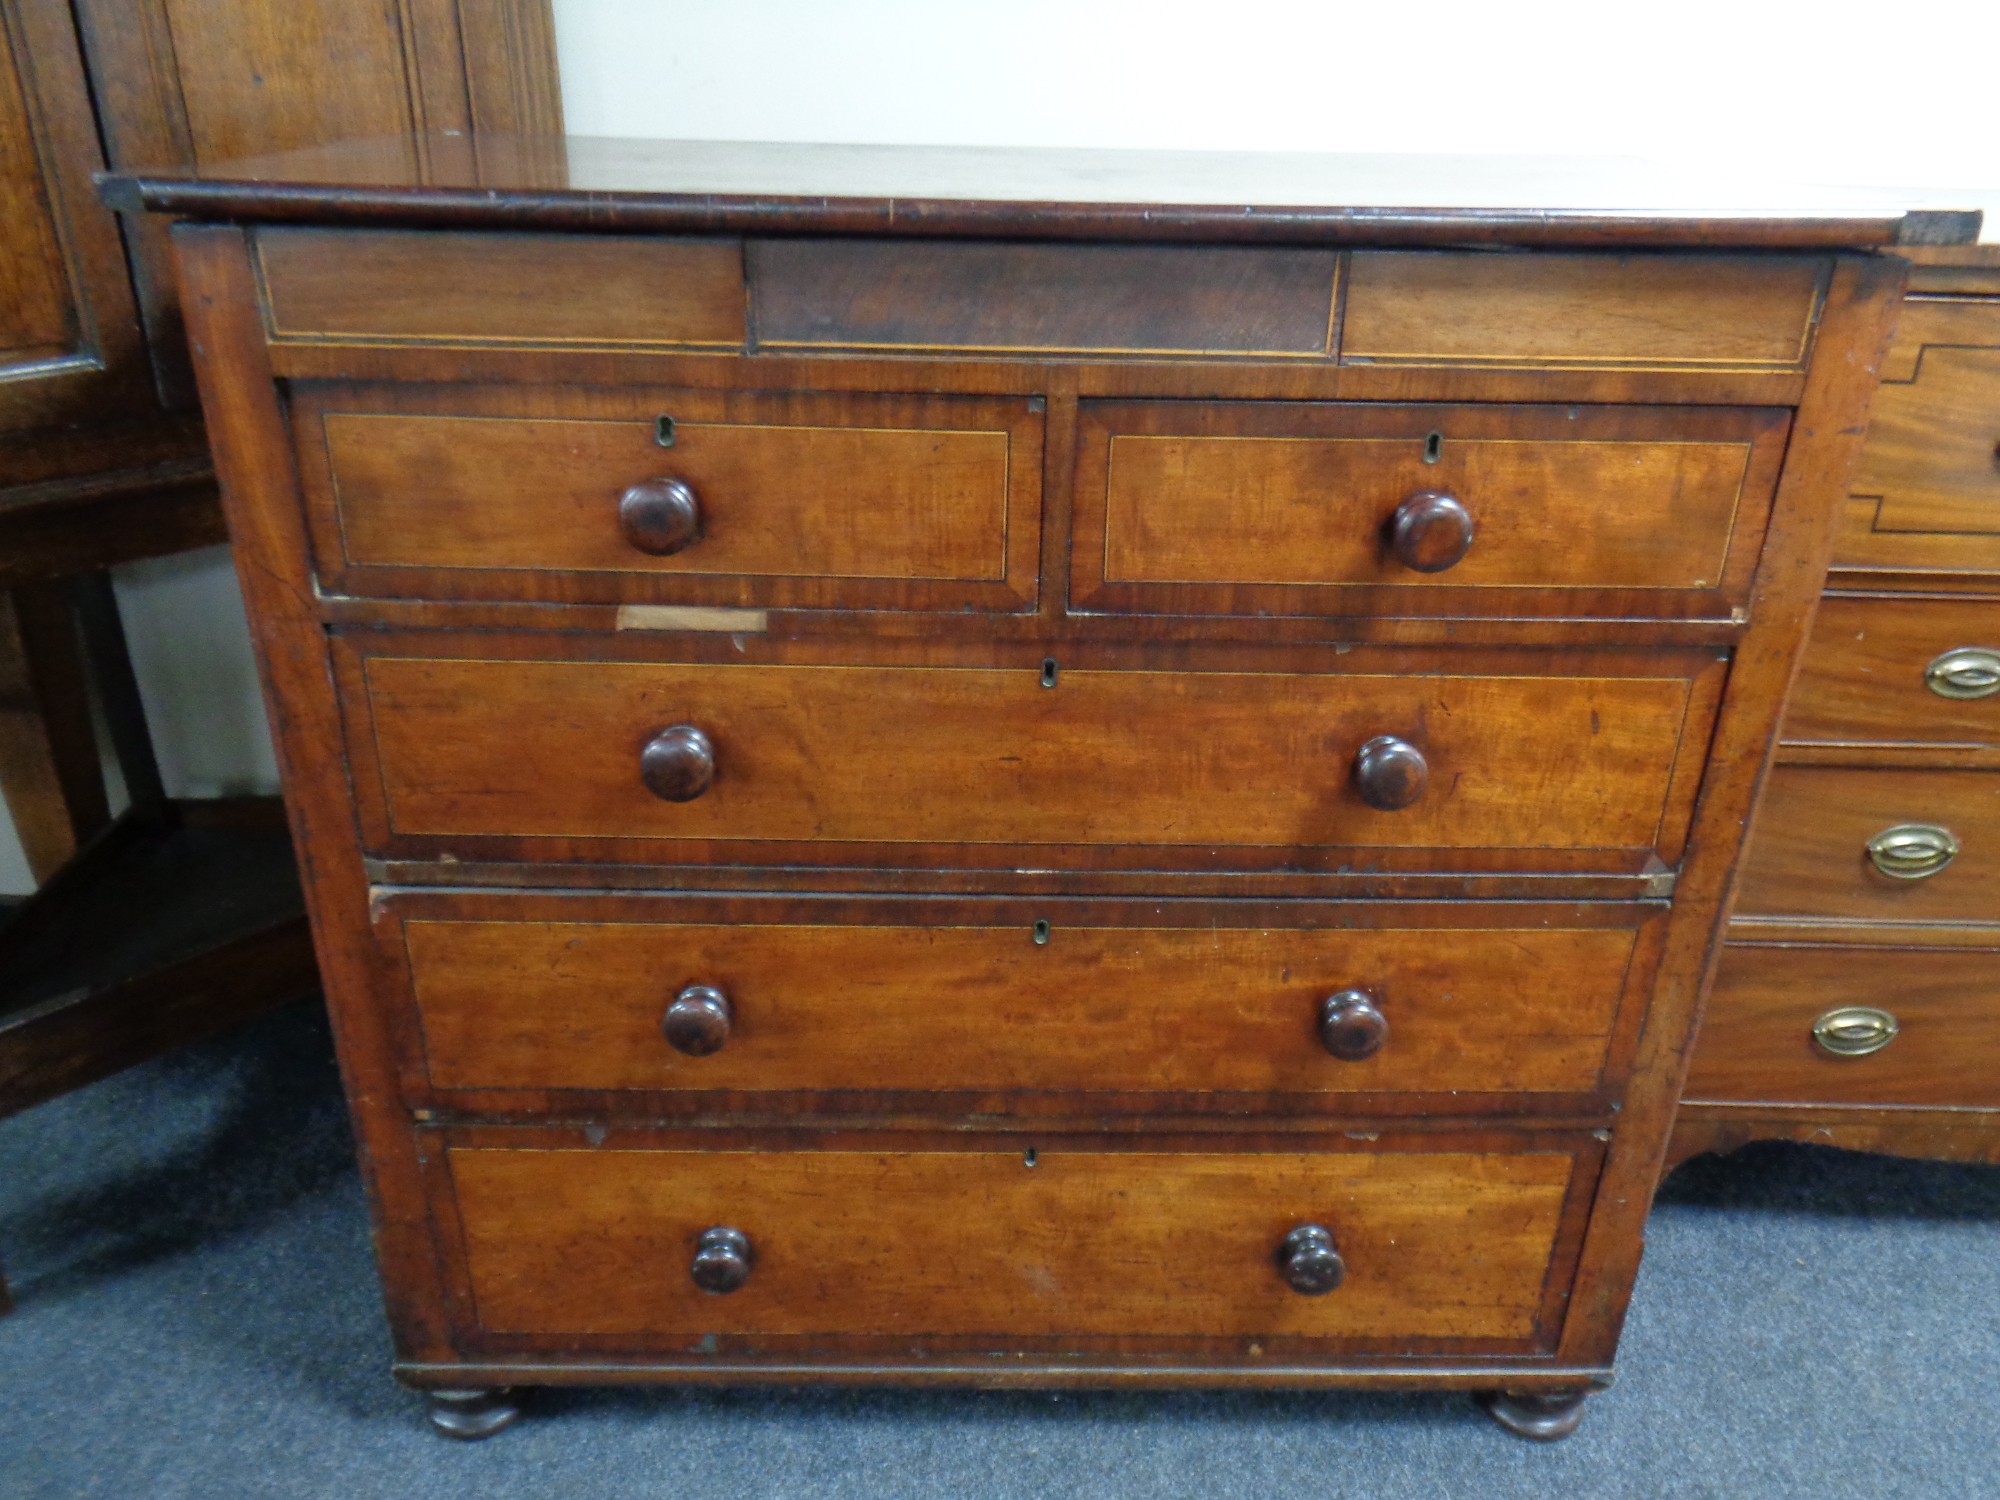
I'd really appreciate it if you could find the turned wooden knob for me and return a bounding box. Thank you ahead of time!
[1353,735,1427,810]
[663,984,732,1055]
[690,1226,754,1293]
[619,477,703,555]
[1319,989,1388,1060]
[1276,1224,1345,1295]
[1388,490,1474,573]
[640,725,714,802]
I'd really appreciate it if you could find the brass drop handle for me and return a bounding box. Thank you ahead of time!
[1865,823,1958,880]
[662,984,732,1055]
[1318,988,1388,1060]
[690,1227,754,1293]
[619,477,703,555]
[1926,647,2000,700]
[640,724,715,802]
[1276,1224,1345,1295]
[1353,735,1428,810]
[1388,490,1475,573]
[1812,1005,1899,1058]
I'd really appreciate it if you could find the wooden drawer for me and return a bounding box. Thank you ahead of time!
[443,1138,1582,1348]
[386,892,1663,1108]
[1736,767,2000,922]
[1071,402,1787,619]
[257,229,748,350]
[1782,596,2000,749]
[347,647,1721,868]
[1340,252,1826,373]
[1686,940,2000,1108]
[1836,296,2000,578]
[293,383,1042,612]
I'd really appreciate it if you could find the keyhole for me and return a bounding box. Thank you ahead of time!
[1040,657,1059,688]
[655,415,676,448]
[1423,431,1443,464]
[1033,919,1051,945]
[1023,1148,1039,1168]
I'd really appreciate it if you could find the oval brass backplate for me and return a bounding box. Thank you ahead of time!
[1925,646,2000,701]
[1812,1005,1899,1057]
[1865,823,1959,880]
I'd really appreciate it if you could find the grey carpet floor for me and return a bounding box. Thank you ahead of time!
[1,997,1995,1500]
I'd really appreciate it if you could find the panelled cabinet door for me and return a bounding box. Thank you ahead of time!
[0,0,153,447]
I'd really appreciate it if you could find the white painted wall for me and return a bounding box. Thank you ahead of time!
[4,0,1996,892]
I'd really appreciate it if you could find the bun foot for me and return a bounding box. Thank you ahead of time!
[1475,1388,1588,1442]
[426,1387,520,1440]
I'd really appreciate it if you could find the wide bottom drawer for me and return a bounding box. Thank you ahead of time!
[444,1139,1584,1352]
[1685,940,2000,1108]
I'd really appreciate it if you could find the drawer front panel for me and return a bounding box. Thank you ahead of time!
[1686,942,2000,1108]
[401,909,1651,1099]
[1341,252,1826,371]
[1737,768,2000,922]
[449,1145,1576,1342]
[1836,297,2000,577]
[295,384,1041,610]
[356,656,1706,858]
[748,239,1340,358]
[258,228,747,349]
[1072,403,1786,617]
[1782,596,2000,748]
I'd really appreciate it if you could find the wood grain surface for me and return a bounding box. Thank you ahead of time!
[1780,595,2000,749]
[1341,253,1827,371]
[1836,297,2000,577]
[1685,940,2000,1108]
[358,655,1706,856]
[298,382,1035,608]
[450,1145,1575,1342]
[749,240,1338,357]
[1077,401,1783,610]
[258,228,745,348]
[402,913,1646,1097]
[1736,766,2000,921]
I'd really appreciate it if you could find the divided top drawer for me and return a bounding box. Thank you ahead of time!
[293,383,1044,612]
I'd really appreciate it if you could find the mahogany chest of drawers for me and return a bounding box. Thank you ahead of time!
[1677,245,2000,1166]
[105,138,1942,1441]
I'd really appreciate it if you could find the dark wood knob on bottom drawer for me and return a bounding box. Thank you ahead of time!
[1319,989,1388,1060]
[640,725,715,802]
[690,1227,754,1293]
[618,477,703,555]
[1353,735,1428,810]
[663,984,732,1055]
[1276,1224,1345,1295]
[1388,490,1474,573]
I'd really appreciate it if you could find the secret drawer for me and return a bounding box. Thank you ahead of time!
[1781,596,2000,749]
[343,645,1723,870]
[1736,767,2000,922]
[1685,939,2000,1108]
[382,892,1664,1111]
[291,382,1043,611]
[437,1135,1588,1353]
[1070,401,1788,619]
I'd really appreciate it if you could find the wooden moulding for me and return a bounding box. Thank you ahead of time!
[1667,1104,2000,1172]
